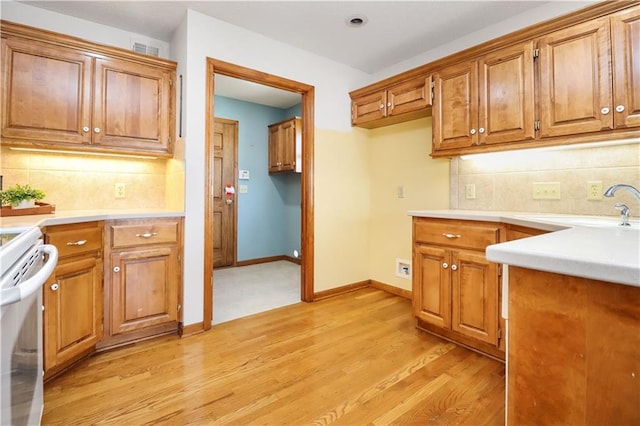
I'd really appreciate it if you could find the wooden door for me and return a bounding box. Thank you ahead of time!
[387,76,432,117]
[1,37,92,145]
[110,247,178,334]
[451,250,499,345]
[413,245,451,329]
[478,41,536,145]
[213,118,237,268]
[433,60,478,151]
[351,90,387,126]
[93,57,172,152]
[538,17,613,138]
[43,256,103,378]
[611,5,640,129]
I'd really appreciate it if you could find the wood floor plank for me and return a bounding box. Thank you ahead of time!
[42,288,505,425]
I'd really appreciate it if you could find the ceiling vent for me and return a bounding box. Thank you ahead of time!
[132,42,159,57]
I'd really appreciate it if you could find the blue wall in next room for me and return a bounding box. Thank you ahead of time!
[214,95,302,261]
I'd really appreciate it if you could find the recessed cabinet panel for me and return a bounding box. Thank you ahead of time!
[413,245,450,329]
[433,61,477,151]
[611,5,640,129]
[1,37,92,144]
[538,17,613,137]
[94,57,171,152]
[478,41,535,145]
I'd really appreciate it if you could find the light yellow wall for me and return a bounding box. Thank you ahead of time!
[1,146,167,210]
[314,127,372,292]
[452,142,640,216]
[368,117,450,291]
[165,137,185,211]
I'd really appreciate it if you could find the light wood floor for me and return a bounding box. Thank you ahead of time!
[43,288,505,425]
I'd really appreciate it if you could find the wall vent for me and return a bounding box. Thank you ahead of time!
[132,42,159,57]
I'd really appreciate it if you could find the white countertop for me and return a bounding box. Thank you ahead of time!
[0,209,184,229]
[408,210,640,287]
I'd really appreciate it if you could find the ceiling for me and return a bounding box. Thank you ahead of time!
[18,1,557,108]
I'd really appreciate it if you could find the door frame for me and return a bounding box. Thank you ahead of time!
[204,58,315,329]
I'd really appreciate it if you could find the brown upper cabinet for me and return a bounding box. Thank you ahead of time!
[351,2,640,157]
[269,116,301,173]
[433,42,535,152]
[0,21,176,157]
[351,76,432,128]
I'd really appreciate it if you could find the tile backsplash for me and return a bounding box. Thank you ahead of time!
[0,146,167,210]
[451,142,640,216]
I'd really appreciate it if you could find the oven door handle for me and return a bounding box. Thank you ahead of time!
[0,244,58,307]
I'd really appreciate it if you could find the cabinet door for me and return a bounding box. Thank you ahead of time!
[268,123,282,173]
[413,245,451,329]
[387,76,432,117]
[451,250,499,345]
[611,5,640,129]
[478,41,536,145]
[43,256,103,377]
[538,17,613,137]
[351,90,387,126]
[433,60,478,151]
[279,119,297,172]
[110,247,178,335]
[93,57,172,153]
[1,37,92,145]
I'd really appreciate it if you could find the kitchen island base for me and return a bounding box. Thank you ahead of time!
[508,266,640,425]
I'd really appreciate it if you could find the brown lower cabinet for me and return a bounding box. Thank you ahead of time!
[43,217,183,379]
[43,222,104,379]
[99,217,182,349]
[412,218,504,359]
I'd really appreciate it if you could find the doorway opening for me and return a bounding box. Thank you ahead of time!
[204,58,315,329]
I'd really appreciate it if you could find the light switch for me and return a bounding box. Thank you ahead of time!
[239,170,250,180]
[239,185,248,194]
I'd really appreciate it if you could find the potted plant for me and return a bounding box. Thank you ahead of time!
[0,183,46,209]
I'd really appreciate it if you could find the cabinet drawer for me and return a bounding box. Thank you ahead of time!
[110,220,179,248]
[46,222,102,258]
[414,219,500,250]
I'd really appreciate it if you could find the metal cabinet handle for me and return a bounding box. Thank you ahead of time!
[451,264,458,271]
[470,128,477,135]
[479,127,485,134]
[50,283,59,291]
[113,266,120,273]
[135,232,157,238]
[83,126,90,132]
[442,262,449,269]
[601,107,610,115]
[379,104,384,109]
[616,105,625,113]
[66,240,87,246]
[387,102,392,107]
[442,233,461,239]
[94,127,101,133]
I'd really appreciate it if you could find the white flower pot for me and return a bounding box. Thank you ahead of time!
[14,199,36,209]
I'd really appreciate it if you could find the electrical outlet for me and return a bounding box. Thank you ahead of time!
[114,183,126,199]
[395,258,411,279]
[465,184,476,200]
[532,182,561,200]
[587,181,603,200]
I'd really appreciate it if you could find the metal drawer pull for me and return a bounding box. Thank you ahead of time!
[136,232,157,238]
[442,233,461,239]
[50,283,59,291]
[451,264,458,271]
[113,266,120,273]
[66,240,87,246]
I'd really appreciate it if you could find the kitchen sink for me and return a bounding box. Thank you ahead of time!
[516,214,640,228]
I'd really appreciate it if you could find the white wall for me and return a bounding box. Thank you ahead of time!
[1,0,170,58]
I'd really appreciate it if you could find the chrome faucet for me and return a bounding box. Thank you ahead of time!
[603,184,640,200]
[604,184,640,226]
